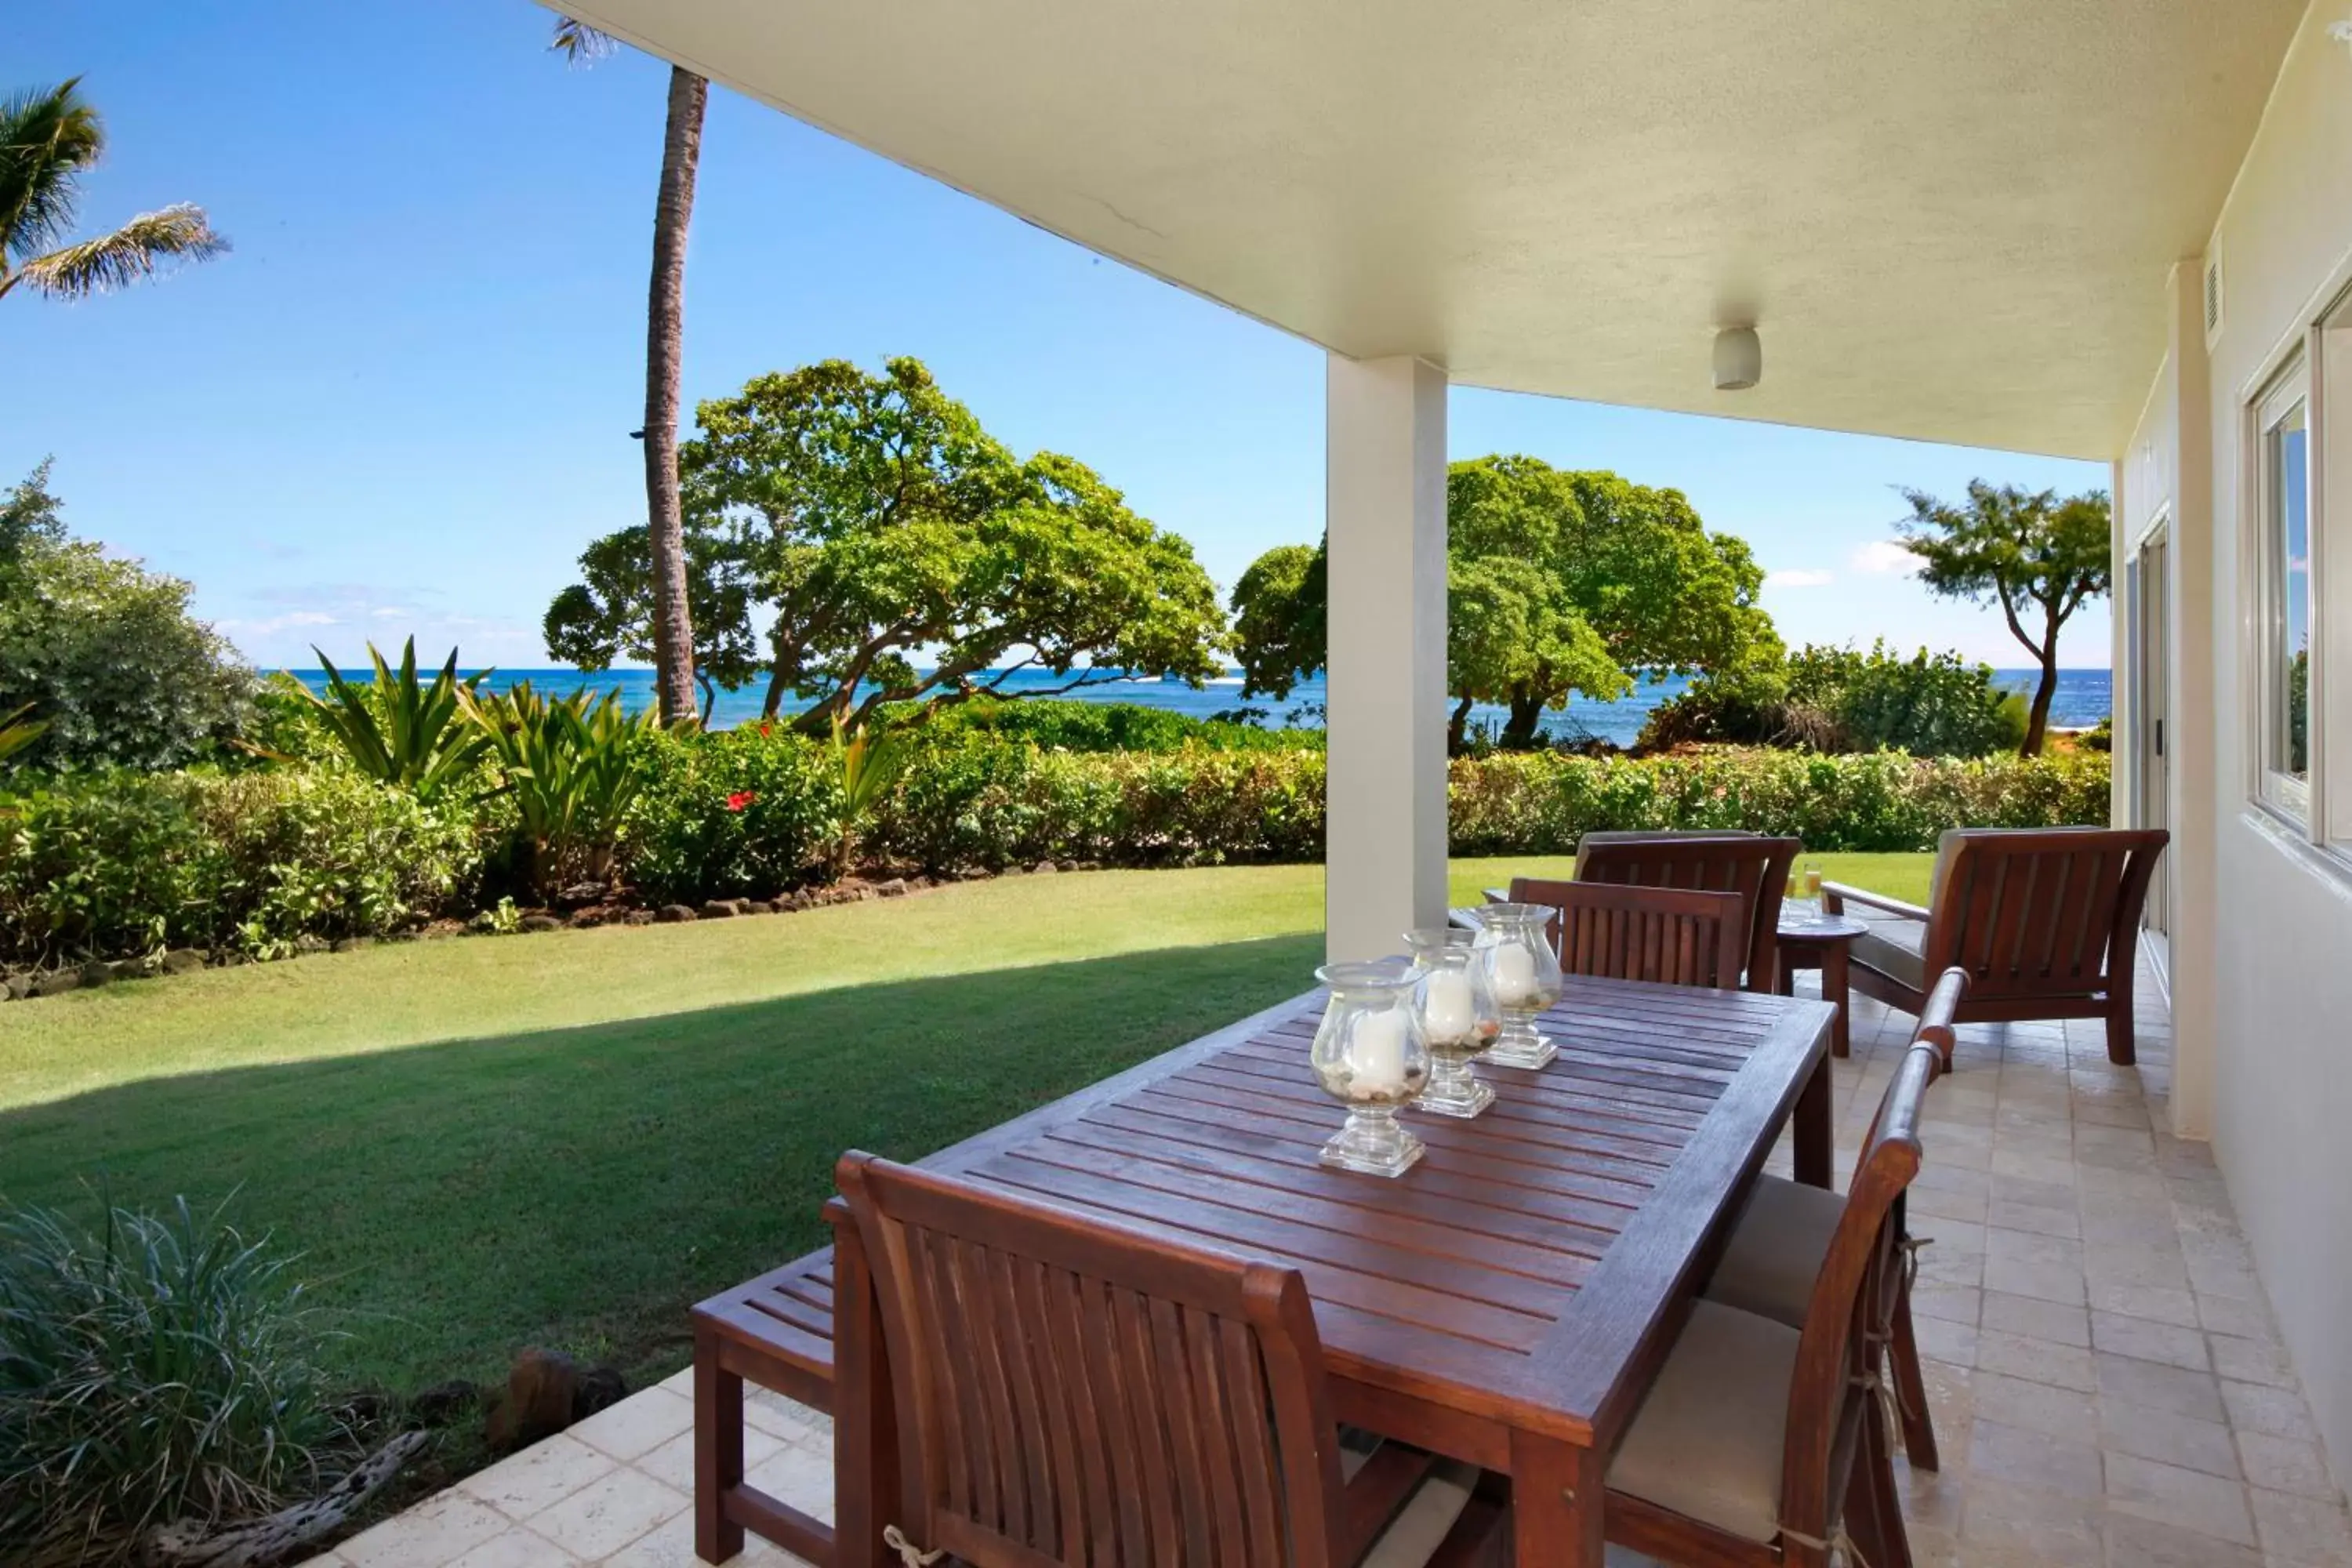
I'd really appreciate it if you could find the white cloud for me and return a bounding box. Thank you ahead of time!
[1764,568,1835,589]
[1851,539,1922,575]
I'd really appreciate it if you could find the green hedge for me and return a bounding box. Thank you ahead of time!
[0,739,2108,965]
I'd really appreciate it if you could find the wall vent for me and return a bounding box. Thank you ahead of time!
[2204,252,2225,347]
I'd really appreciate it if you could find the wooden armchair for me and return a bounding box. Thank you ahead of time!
[1823,826,2168,1065]
[1567,831,1801,993]
[835,1152,1508,1568]
[1606,1039,1942,1568]
[1704,968,1966,1472]
[1507,880,1748,990]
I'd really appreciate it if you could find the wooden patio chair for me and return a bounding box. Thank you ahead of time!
[834,1152,1509,1568]
[1606,1036,1944,1568]
[1822,826,2168,1065]
[1703,967,1968,1472]
[1506,880,1748,990]
[1563,831,1801,993]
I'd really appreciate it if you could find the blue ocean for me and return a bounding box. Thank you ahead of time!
[283,666,2111,750]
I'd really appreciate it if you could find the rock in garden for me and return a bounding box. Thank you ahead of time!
[295,934,330,955]
[572,1365,627,1420]
[699,899,740,920]
[623,909,657,926]
[32,970,80,997]
[1033,859,1059,875]
[741,899,776,915]
[1057,860,1081,873]
[877,878,909,898]
[487,1348,579,1451]
[332,936,373,953]
[518,915,564,934]
[79,960,115,986]
[161,948,208,975]
[658,904,699,923]
[557,882,608,909]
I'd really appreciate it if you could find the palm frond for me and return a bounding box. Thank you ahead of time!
[550,17,617,63]
[12,203,227,300]
[0,78,103,263]
[0,702,46,764]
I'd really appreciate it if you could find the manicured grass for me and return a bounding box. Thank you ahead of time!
[0,854,1927,1395]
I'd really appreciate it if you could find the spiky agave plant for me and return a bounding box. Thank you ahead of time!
[299,639,488,801]
[461,682,662,895]
[829,713,908,878]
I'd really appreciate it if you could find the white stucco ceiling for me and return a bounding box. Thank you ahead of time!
[562,0,2307,459]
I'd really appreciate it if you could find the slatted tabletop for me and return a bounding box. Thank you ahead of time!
[913,973,1834,1451]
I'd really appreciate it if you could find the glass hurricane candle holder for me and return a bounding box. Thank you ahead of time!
[1475,903,1563,1069]
[1309,959,1430,1177]
[1403,927,1499,1117]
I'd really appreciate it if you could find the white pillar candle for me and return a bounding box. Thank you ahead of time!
[1351,1007,1409,1098]
[1491,943,1537,1006]
[1421,967,1476,1040]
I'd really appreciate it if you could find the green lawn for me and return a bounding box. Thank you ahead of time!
[0,854,1928,1395]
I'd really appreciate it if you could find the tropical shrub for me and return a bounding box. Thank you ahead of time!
[296,639,488,800]
[462,682,662,895]
[0,769,480,964]
[916,696,1319,753]
[1638,642,2027,758]
[0,1198,357,1566]
[624,724,842,902]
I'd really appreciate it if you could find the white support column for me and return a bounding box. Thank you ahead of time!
[2167,262,2219,1141]
[1324,354,1449,963]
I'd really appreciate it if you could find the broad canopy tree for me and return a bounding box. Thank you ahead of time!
[549,358,1227,731]
[1232,456,1778,750]
[1896,481,2110,757]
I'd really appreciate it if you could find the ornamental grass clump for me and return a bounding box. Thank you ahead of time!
[0,1197,358,1566]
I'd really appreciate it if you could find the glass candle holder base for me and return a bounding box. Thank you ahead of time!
[1414,1059,1495,1118]
[1319,1106,1425,1177]
[1486,1019,1557,1071]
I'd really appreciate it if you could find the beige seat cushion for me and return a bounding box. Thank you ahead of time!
[1359,1460,1480,1568]
[1852,917,1927,991]
[1607,1300,1799,1544]
[1703,1174,1841,1327]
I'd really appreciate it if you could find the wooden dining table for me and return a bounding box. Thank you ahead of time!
[824,972,1837,1568]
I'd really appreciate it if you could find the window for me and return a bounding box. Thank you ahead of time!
[2257,366,2313,821]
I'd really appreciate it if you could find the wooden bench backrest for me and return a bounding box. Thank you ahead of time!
[1508,879,1747,991]
[837,1152,1348,1568]
[1926,829,2168,1000]
[1571,833,1800,990]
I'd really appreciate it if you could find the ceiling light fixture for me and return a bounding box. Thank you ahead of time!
[2332,16,2352,48]
[1713,326,1762,392]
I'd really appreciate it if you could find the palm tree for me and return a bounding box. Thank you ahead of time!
[552,20,704,727]
[0,79,227,303]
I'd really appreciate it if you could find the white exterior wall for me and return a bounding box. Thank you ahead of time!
[2119,2,2352,1486]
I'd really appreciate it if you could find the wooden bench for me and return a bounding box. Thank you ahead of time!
[692,1246,840,1565]
[692,1235,1451,1566]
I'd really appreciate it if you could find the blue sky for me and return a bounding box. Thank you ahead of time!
[8,0,2111,673]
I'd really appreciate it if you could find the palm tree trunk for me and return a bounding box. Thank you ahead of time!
[643,66,707,727]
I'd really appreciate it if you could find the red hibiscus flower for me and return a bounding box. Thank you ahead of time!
[725,790,757,812]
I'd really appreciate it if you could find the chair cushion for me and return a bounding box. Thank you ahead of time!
[1703,1175,1841,1327]
[1359,1461,1479,1568]
[1606,1300,1800,1544]
[1852,918,1927,991]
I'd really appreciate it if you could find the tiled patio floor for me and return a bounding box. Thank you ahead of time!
[306,977,2352,1568]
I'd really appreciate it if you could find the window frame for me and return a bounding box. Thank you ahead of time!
[2253,359,2314,826]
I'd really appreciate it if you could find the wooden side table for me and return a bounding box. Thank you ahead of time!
[1773,909,1869,1058]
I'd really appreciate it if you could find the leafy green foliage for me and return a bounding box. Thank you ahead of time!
[0,703,49,766]
[543,519,757,724]
[829,716,907,876]
[461,683,662,895]
[1898,481,2111,755]
[920,697,1319,753]
[1230,456,1778,749]
[1639,643,2027,758]
[0,465,254,771]
[298,639,489,802]
[623,724,842,902]
[0,1197,354,1565]
[1,80,227,305]
[0,769,481,964]
[550,358,1229,731]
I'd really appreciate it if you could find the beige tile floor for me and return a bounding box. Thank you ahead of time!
[305,978,2352,1568]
